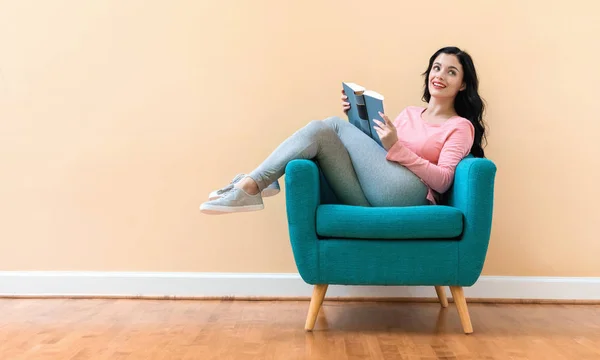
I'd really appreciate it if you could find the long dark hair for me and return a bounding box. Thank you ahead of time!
[422,46,487,158]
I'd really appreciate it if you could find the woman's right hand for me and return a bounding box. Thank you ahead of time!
[341,89,351,114]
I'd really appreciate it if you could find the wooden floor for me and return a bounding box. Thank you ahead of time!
[1,299,599,360]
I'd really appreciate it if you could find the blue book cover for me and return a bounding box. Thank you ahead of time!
[342,82,371,137]
[363,90,385,147]
[342,82,385,147]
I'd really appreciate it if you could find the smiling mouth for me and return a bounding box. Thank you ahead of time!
[432,81,446,88]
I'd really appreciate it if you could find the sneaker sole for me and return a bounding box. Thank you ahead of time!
[199,203,264,214]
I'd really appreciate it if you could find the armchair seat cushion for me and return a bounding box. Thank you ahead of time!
[316,204,463,240]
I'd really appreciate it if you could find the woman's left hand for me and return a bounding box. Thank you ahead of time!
[373,112,398,151]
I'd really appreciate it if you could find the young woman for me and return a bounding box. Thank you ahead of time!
[200,46,487,214]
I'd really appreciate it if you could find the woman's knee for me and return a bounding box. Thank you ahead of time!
[322,116,345,128]
[305,119,335,137]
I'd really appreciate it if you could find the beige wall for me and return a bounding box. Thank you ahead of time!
[1,1,598,276]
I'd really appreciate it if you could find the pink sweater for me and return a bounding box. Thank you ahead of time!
[386,106,475,204]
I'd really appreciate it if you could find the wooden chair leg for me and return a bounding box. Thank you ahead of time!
[449,286,473,334]
[434,286,448,308]
[305,284,328,331]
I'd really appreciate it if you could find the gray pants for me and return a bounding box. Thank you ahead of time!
[248,116,429,207]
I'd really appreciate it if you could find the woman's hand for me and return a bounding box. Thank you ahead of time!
[341,89,351,114]
[373,112,398,151]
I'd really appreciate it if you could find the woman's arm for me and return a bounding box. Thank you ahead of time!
[386,121,475,193]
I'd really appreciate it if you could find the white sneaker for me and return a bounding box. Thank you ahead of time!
[200,187,264,214]
[208,174,280,200]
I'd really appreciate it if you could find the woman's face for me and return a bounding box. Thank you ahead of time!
[428,53,466,99]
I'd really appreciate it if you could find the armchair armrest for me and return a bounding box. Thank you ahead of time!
[447,157,497,285]
[284,159,321,284]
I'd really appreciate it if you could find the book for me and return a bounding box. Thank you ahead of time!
[342,82,386,147]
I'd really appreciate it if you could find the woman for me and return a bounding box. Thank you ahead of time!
[200,46,487,214]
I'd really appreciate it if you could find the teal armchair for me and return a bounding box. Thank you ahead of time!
[284,156,497,333]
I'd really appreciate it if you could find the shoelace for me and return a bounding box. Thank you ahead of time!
[217,184,234,195]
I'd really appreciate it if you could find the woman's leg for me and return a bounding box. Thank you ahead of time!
[321,116,429,207]
[247,119,371,206]
[200,119,371,214]
[248,117,429,207]
[200,116,428,214]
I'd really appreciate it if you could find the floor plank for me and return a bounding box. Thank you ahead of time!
[0,299,598,359]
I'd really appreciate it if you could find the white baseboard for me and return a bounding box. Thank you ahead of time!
[1,272,599,301]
